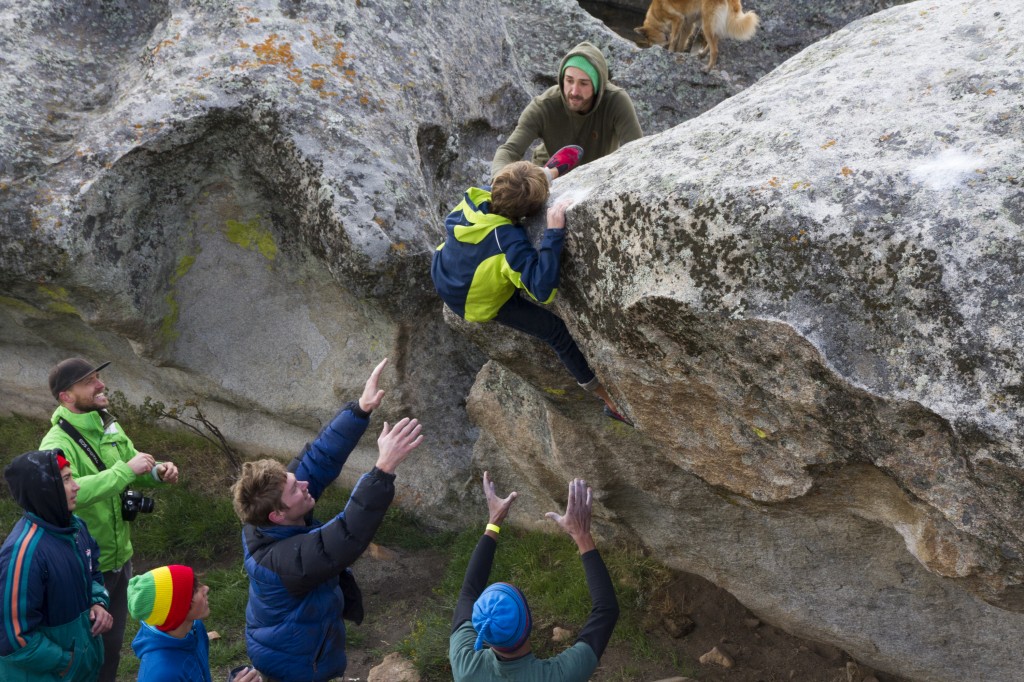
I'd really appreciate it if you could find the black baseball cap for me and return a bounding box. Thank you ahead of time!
[49,358,111,400]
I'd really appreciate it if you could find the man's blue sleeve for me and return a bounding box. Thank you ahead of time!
[292,401,370,499]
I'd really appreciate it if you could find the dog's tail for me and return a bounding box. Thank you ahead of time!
[722,0,759,41]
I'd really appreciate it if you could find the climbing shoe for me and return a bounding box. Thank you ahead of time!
[603,405,634,427]
[545,145,584,177]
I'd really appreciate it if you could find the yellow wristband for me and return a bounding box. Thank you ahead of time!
[486,523,501,535]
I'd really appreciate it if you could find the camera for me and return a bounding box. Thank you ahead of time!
[120,489,155,521]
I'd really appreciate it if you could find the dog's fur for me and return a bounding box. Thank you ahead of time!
[635,0,759,70]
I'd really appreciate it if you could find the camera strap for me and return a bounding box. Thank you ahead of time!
[56,418,107,472]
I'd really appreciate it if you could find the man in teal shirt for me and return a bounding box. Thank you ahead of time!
[449,474,619,680]
[40,358,180,682]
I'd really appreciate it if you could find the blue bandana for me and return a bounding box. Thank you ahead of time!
[472,582,533,652]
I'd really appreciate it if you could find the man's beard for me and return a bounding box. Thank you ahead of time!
[73,393,105,413]
[567,97,592,113]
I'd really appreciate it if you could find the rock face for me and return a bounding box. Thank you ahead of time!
[468,0,1024,679]
[1,0,1022,680]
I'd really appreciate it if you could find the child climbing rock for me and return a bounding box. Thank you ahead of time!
[430,150,631,425]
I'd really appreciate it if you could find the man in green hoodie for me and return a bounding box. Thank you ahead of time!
[39,357,180,682]
[491,41,643,179]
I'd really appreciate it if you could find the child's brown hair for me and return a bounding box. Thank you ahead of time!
[490,161,549,219]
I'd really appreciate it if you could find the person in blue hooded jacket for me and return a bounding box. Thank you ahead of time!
[0,450,112,682]
[128,564,261,682]
[431,160,630,424]
[230,358,424,682]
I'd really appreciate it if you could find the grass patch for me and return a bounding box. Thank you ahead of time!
[0,413,52,529]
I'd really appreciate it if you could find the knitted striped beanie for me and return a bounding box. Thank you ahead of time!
[127,565,195,632]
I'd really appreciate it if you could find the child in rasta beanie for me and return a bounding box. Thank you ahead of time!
[128,566,263,682]
[128,565,214,682]
[128,565,195,632]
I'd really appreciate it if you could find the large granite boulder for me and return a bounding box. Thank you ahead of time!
[2,0,1022,679]
[465,0,1024,679]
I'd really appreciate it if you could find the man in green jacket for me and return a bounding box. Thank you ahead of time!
[39,358,180,682]
[491,41,643,179]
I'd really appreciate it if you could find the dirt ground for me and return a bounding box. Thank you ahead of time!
[341,544,904,682]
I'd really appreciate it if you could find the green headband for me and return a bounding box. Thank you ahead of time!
[562,55,600,93]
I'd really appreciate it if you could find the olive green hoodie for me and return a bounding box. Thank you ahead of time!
[491,41,642,178]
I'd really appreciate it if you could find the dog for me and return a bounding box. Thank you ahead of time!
[635,0,759,70]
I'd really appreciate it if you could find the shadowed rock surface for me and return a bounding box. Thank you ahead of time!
[1,0,1023,680]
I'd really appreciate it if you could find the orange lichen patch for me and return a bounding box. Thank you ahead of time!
[318,34,352,66]
[840,167,853,176]
[310,79,325,90]
[983,88,996,96]
[287,68,303,85]
[359,94,370,105]
[253,34,295,67]
[246,16,260,23]
[391,242,407,251]
[332,44,352,70]
[373,215,387,227]
[820,139,836,149]
[195,68,212,81]
[767,176,779,188]
[237,39,250,49]
[152,34,181,57]
[318,89,338,99]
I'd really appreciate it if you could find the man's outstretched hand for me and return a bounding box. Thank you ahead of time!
[359,358,388,412]
[375,417,423,474]
[482,471,517,528]
[545,478,596,554]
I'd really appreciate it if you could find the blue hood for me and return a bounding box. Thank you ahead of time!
[131,620,212,682]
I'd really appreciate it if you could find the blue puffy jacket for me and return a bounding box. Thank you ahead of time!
[131,619,212,682]
[241,403,396,682]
